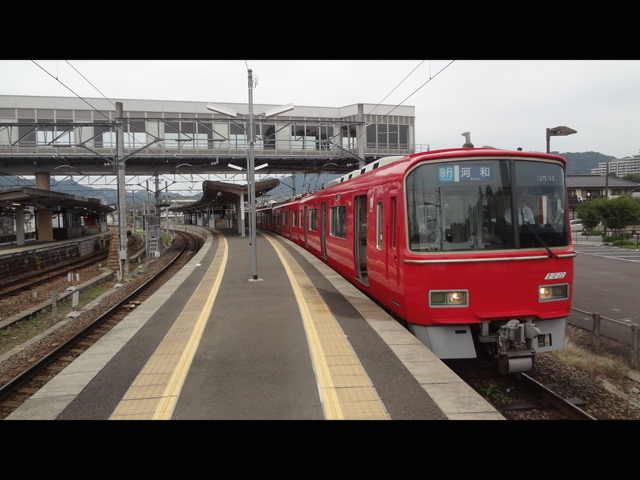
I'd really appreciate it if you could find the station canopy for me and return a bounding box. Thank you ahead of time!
[170,179,280,213]
[0,187,114,213]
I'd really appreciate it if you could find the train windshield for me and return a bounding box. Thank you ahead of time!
[406,158,569,252]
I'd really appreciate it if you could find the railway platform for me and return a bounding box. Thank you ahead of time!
[0,231,112,272]
[5,225,503,420]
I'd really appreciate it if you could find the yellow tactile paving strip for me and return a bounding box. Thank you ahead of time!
[264,233,389,420]
[109,230,388,420]
[109,232,229,420]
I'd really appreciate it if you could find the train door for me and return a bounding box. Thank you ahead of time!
[304,205,309,248]
[387,191,400,298]
[321,202,327,259]
[355,195,368,285]
[291,210,296,241]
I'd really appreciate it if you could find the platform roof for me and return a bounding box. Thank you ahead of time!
[0,187,114,213]
[170,179,280,212]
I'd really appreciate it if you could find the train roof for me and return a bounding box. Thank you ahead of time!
[325,155,408,188]
[324,148,566,190]
[262,149,566,210]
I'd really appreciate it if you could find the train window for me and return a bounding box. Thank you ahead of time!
[514,160,569,248]
[406,158,568,252]
[330,205,347,239]
[310,208,318,231]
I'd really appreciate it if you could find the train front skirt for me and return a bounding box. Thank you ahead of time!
[407,316,567,373]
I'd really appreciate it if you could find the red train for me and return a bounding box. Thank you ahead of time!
[256,148,574,373]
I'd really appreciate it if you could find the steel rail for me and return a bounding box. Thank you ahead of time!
[521,373,597,420]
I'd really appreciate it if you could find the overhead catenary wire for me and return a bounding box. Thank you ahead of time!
[29,60,197,194]
[354,60,456,143]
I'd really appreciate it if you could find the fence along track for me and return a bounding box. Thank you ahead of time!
[569,307,640,368]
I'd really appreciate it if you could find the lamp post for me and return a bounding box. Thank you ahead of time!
[546,126,577,153]
[208,70,293,281]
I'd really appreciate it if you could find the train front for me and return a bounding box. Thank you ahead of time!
[401,151,574,373]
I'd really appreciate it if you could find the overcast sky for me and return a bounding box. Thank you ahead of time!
[2,59,639,159]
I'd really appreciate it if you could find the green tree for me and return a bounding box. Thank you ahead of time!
[592,196,640,236]
[622,173,640,189]
[577,200,601,234]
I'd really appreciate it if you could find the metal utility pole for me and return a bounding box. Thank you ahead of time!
[207,71,292,282]
[115,102,129,281]
[248,69,258,281]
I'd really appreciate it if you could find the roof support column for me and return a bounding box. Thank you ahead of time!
[237,194,244,237]
[34,172,53,241]
[357,104,366,169]
[14,207,25,246]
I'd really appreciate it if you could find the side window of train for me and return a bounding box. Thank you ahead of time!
[330,205,347,239]
[310,208,318,231]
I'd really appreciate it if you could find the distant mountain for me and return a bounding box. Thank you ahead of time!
[553,151,615,175]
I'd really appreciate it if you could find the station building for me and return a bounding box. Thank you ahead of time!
[0,95,417,173]
[0,94,417,242]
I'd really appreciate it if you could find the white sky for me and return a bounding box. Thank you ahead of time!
[2,59,639,159]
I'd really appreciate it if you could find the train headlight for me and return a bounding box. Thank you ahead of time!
[538,284,569,302]
[430,290,469,307]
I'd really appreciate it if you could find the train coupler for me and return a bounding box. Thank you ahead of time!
[499,349,534,373]
[497,320,544,374]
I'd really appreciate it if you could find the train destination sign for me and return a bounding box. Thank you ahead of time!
[438,165,492,183]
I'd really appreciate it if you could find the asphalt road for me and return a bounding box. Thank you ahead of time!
[570,236,640,358]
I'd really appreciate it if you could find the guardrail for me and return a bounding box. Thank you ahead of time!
[571,307,640,368]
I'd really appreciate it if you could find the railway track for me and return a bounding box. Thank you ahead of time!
[507,372,598,420]
[0,234,141,297]
[0,229,201,419]
[0,249,109,297]
[446,348,640,420]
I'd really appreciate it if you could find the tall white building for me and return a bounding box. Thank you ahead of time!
[591,154,640,176]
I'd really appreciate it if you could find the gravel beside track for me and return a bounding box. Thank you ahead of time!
[450,342,640,420]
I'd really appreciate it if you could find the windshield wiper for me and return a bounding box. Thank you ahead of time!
[522,222,557,258]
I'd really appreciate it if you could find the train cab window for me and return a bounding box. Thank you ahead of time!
[406,158,568,252]
[513,160,569,248]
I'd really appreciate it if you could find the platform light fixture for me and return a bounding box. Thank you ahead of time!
[546,126,576,153]
[263,103,294,118]
[229,163,268,171]
[206,104,237,118]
